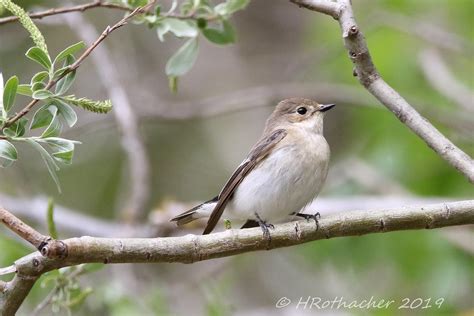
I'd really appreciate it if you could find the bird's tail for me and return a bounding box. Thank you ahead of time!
[170,196,218,226]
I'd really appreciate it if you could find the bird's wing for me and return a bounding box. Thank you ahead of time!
[202,129,288,234]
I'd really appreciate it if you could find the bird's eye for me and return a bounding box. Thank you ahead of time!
[296,107,307,115]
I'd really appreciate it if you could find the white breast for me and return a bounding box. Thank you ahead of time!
[227,133,330,223]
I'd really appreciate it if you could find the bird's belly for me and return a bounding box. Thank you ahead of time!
[227,138,329,223]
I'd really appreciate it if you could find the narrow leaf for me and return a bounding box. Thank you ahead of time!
[54,99,77,128]
[215,0,249,15]
[3,75,18,113]
[26,139,61,192]
[3,117,28,137]
[32,89,54,100]
[54,41,84,65]
[0,140,18,168]
[55,56,76,95]
[17,84,33,97]
[37,137,79,164]
[31,104,55,129]
[165,37,199,77]
[26,47,52,70]
[31,71,48,85]
[202,20,235,45]
[31,82,46,92]
[154,19,192,42]
[41,115,62,138]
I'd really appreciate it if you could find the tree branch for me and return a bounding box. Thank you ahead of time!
[0,207,50,250]
[0,274,38,316]
[1,200,473,313]
[61,10,151,223]
[0,1,132,26]
[289,0,474,183]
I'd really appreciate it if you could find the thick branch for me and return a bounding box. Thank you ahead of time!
[1,200,473,314]
[290,0,474,183]
[5,200,474,270]
[0,274,37,316]
[0,1,132,26]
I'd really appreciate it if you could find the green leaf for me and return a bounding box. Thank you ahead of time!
[46,198,58,239]
[214,0,249,15]
[165,37,199,77]
[3,75,18,114]
[55,56,76,95]
[54,41,84,65]
[17,84,32,97]
[39,137,79,165]
[31,82,46,92]
[54,99,77,127]
[26,47,52,70]
[32,89,54,100]
[30,104,55,129]
[0,140,18,168]
[157,18,198,41]
[53,66,70,79]
[30,71,48,85]
[3,117,28,137]
[25,139,61,192]
[202,20,235,45]
[41,110,62,138]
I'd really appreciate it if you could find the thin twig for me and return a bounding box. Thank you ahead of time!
[61,9,151,223]
[2,2,154,130]
[0,1,132,26]
[0,207,49,250]
[290,0,474,183]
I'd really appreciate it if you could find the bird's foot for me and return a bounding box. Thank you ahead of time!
[255,213,274,242]
[295,212,320,230]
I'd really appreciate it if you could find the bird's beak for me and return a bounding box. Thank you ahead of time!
[319,103,336,112]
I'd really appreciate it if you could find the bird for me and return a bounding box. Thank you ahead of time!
[170,98,335,236]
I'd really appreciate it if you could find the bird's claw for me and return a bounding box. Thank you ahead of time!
[295,212,320,230]
[255,213,274,242]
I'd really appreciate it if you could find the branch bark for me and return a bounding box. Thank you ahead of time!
[289,0,474,183]
[1,200,474,314]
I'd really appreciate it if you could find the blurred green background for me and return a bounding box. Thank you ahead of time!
[0,0,473,315]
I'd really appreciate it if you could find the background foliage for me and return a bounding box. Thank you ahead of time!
[0,0,473,315]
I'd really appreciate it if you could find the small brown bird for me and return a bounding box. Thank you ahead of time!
[170,98,335,236]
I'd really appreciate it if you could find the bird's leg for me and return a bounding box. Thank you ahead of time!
[254,212,274,242]
[293,212,320,230]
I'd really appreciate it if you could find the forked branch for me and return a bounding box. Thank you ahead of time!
[290,0,474,183]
